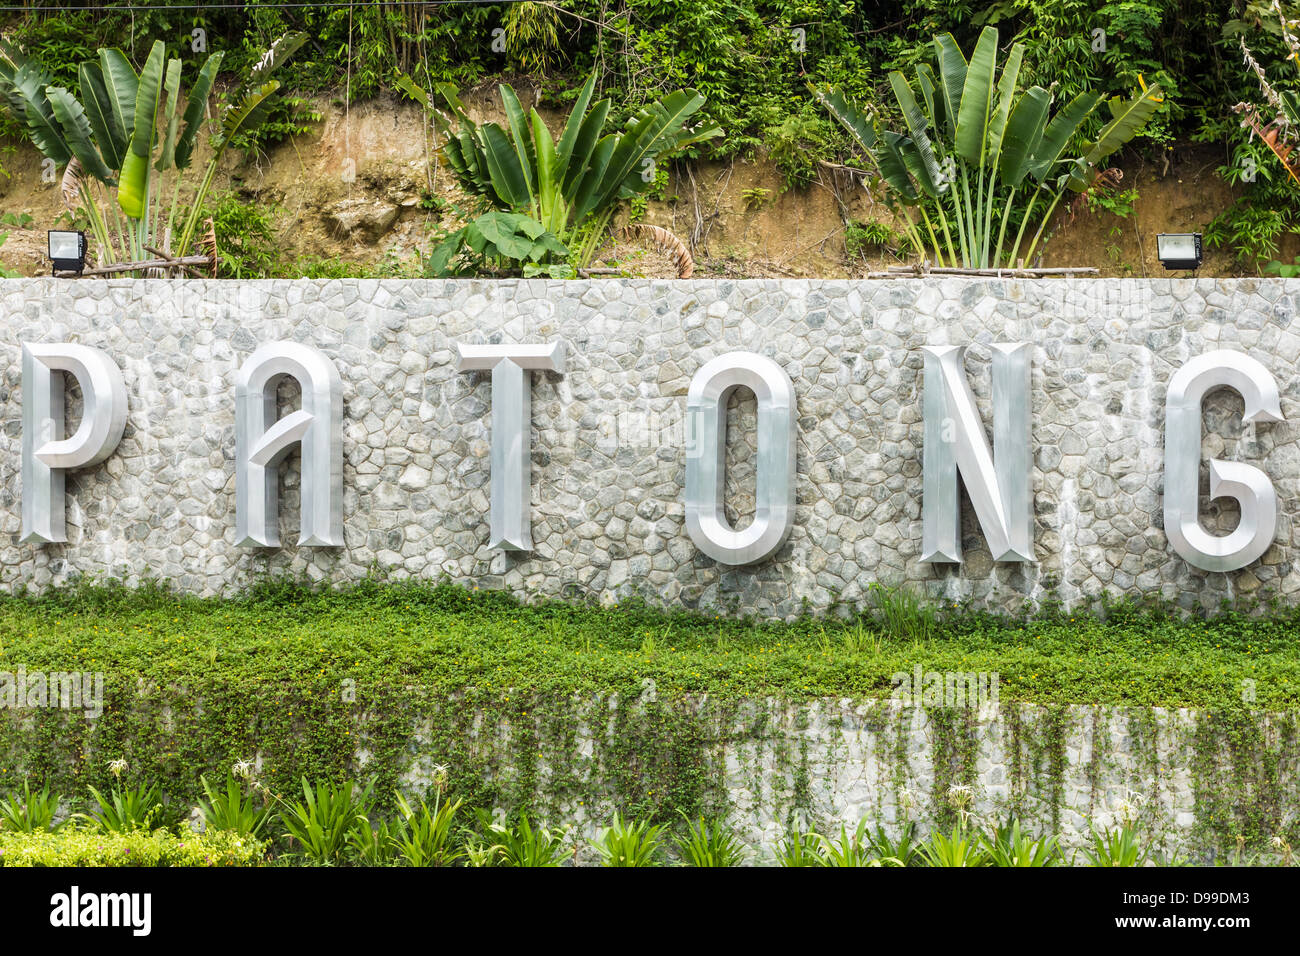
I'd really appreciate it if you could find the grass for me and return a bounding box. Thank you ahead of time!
[0,576,1296,711]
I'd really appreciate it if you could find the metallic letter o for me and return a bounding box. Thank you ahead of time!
[685,352,796,566]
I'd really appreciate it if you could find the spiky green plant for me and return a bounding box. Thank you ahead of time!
[399,71,721,271]
[0,782,64,833]
[1081,825,1151,867]
[595,813,666,867]
[79,783,184,834]
[277,778,375,866]
[470,812,567,867]
[675,814,747,867]
[981,817,1061,867]
[197,772,272,839]
[813,25,1164,268]
[920,826,992,867]
[391,793,464,867]
[0,33,304,270]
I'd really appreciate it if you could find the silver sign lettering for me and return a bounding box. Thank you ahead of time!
[456,342,566,551]
[1164,350,1283,571]
[922,343,1033,563]
[21,343,128,544]
[685,351,797,565]
[235,341,344,548]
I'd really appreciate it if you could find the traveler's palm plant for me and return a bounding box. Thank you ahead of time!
[0,33,304,270]
[814,26,1164,268]
[399,72,721,273]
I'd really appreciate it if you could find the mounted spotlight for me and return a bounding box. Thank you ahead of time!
[47,230,87,276]
[1156,232,1202,271]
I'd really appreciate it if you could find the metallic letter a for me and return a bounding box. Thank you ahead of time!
[456,342,566,551]
[21,343,128,544]
[922,343,1033,563]
[235,342,344,548]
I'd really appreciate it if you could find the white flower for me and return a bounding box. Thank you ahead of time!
[232,760,255,781]
[430,763,450,795]
[107,758,128,778]
[946,784,973,808]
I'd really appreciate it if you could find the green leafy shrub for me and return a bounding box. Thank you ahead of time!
[79,783,185,834]
[0,781,63,833]
[0,827,265,867]
[198,771,272,839]
[204,192,282,278]
[391,793,464,867]
[918,827,991,867]
[776,831,823,867]
[981,818,1062,867]
[427,210,570,278]
[469,812,567,867]
[1082,825,1151,867]
[675,815,747,867]
[595,813,665,867]
[277,778,375,865]
[817,820,901,867]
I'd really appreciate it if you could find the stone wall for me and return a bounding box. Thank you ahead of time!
[399,697,1293,862]
[2,277,1300,615]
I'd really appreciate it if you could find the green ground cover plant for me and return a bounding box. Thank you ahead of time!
[0,576,1295,855]
[0,576,1294,713]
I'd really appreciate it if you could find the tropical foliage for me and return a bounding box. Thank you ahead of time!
[6,768,1288,866]
[399,71,721,274]
[0,32,304,270]
[815,26,1165,269]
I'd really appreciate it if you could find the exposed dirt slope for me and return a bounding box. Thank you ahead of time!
[0,88,1257,279]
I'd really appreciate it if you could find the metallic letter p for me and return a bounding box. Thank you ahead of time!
[21,343,128,544]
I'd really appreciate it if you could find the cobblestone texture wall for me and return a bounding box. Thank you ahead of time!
[2,277,1299,614]
[396,699,1286,862]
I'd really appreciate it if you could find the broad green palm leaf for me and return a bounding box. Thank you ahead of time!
[173,52,223,170]
[1068,84,1165,190]
[997,87,1050,187]
[78,62,127,173]
[888,71,945,198]
[817,26,1163,269]
[45,87,115,182]
[118,39,164,219]
[955,26,998,167]
[403,70,720,269]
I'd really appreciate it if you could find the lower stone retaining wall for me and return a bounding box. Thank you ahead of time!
[395,697,1296,862]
